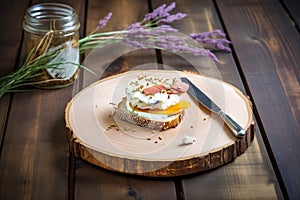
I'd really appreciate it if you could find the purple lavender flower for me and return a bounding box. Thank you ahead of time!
[154,37,219,62]
[191,29,226,39]
[81,3,229,63]
[123,27,220,62]
[125,24,178,39]
[143,2,176,21]
[157,13,187,23]
[159,35,183,44]
[126,22,141,30]
[144,4,167,21]
[97,12,113,29]
[125,40,147,49]
[189,29,231,52]
[164,2,176,13]
[155,25,179,32]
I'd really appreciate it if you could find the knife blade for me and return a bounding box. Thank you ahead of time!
[180,77,246,138]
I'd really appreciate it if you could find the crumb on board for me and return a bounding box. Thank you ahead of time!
[106,122,118,131]
[123,127,130,131]
[181,135,197,145]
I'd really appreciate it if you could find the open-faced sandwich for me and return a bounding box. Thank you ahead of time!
[115,75,190,131]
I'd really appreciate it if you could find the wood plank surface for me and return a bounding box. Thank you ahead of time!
[0,0,29,157]
[75,163,177,200]
[216,0,300,199]
[0,0,31,198]
[182,130,282,199]
[0,0,86,199]
[151,0,283,199]
[282,0,300,27]
[72,0,177,199]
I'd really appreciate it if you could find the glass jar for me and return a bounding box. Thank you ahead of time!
[23,3,80,88]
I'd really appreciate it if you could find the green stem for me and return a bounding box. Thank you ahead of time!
[79,30,127,44]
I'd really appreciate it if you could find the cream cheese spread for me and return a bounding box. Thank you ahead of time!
[125,76,183,110]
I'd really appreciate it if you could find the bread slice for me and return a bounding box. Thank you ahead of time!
[114,98,184,131]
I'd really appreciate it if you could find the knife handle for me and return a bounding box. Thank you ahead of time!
[218,110,246,137]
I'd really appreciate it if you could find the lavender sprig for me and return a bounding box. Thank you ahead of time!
[189,30,231,52]
[97,12,113,29]
[79,2,231,62]
[124,29,220,62]
[157,13,187,23]
[143,2,176,21]
[87,12,113,36]
[142,2,186,25]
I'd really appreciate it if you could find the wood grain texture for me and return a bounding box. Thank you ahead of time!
[0,89,73,199]
[74,162,177,200]
[216,0,300,199]
[0,0,86,199]
[151,0,283,199]
[182,129,283,199]
[282,0,300,27]
[0,0,30,158]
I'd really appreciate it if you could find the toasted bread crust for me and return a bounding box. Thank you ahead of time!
[114,98,183,131]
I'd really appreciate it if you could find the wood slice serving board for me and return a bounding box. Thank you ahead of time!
[65,70,255,177]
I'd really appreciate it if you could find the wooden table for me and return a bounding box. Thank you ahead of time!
[0,0,299,199]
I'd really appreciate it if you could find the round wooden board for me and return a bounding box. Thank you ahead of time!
[65,70,255,177]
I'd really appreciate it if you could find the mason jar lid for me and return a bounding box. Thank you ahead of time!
[23,3,80,34]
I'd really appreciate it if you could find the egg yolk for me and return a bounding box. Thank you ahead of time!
[131,100,190,115]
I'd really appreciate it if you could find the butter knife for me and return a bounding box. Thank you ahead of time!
[180,77,246,138]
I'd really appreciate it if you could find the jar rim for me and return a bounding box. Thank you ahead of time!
[23,3,80,33]
[27,3,75,21]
